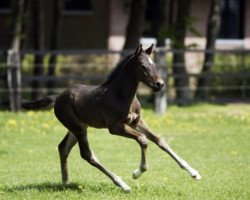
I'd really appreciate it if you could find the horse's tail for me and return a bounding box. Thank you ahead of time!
[21,95,57,110]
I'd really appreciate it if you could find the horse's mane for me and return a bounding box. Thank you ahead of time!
[101,53,134,86]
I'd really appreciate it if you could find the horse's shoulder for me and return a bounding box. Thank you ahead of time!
[131,97,141,114]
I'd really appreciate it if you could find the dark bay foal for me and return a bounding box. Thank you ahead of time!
[22,45,201,192]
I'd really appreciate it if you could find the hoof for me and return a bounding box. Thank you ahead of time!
[188,167,201,180]
[192,171,201,180]
[132,169,142,179]
[123,186,131,193]
[120,183,131,193]
[115,177,131,192]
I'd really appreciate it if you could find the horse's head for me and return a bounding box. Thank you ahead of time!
[133,44,164,92]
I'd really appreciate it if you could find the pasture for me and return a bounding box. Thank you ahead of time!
[0,104,249,200]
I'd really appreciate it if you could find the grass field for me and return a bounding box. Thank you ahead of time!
[0,104,249,200]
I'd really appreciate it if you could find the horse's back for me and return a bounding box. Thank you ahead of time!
[55,84,95,106]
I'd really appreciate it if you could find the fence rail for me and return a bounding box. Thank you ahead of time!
[0,48,250,112]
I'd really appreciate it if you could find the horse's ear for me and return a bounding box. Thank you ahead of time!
[134,44,143,57]
[145,43,154,55]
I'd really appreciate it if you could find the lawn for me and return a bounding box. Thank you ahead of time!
[0,104,249,200]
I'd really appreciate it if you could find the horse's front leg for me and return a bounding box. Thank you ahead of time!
[111,123,148,179]
[136,118,201,180]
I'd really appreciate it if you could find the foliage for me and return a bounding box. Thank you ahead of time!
[211,53,250,97]
[160,51,250,100]
[167,15,201,49]
[0,104,250,199]
[20,53,114,94]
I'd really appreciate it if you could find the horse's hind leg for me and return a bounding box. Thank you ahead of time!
[76,127,131,192]
[58,131,77,184]
[136,119,201,180]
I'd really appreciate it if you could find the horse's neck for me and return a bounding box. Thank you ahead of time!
[119,68,138,102]
[106,65,138,105]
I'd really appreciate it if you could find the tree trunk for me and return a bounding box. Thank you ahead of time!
[5,0,28,110]
[32,0,45,100]
[47,0,63,94]
[172,0,191,104]
[152,0,171,47]
[21,0,32,49]
[153,0,171,113]
[196,0,221,100]
[11,0,27,50]
[123,0,146,49]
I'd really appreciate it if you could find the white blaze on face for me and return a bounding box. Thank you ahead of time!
[147,55,154,64]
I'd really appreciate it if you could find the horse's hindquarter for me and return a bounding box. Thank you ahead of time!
[54,84,107,129]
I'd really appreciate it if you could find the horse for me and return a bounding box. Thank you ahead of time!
[22,44,201,192]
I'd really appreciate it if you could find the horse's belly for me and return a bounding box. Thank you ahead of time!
[79,110,107,129]
[75,100,107,129]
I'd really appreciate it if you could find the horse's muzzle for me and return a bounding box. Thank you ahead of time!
[153,80,164,92]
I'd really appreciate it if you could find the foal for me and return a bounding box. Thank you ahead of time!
[22,45,201,192]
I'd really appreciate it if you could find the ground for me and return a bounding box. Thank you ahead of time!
[0,103,249,199]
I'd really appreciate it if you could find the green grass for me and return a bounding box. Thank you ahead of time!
[0,104,249,200]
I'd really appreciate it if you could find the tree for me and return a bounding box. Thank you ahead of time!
[153,0,171,113]
[123,0,147,49]
[172,0,192,104]
[196,0,221,100]
[11,0,29,50]
[47,0,64,94]
[31,0,45,99]
[6,0,29,110]
[152,0,171,47]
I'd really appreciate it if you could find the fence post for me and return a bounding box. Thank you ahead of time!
[7,49,21,112]
[154,48,167,114]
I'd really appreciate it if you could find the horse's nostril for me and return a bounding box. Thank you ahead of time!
[155,82,164,89]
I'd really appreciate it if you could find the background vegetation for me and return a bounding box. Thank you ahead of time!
[0,104,249,199]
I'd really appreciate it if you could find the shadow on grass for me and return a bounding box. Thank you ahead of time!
[3,182,80,193]
[3,181,120,193]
